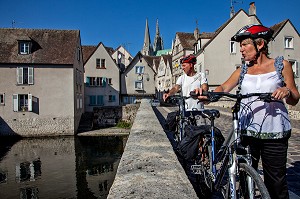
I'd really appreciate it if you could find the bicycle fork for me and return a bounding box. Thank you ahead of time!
[245,146,255,199]
[227,112,239,199]
[228,148,237,199]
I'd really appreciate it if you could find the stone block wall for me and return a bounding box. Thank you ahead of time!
[0,117,74,137]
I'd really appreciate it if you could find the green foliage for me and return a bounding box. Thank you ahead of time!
[116,120,132,129]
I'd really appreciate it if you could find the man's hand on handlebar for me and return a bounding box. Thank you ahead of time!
[163,93,170,102]
[192,88,209,102]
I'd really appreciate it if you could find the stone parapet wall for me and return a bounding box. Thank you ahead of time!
[0,117,74,137]
[108,99,198,198]
[121,104,139,124]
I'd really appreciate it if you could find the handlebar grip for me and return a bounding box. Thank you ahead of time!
[189,91,209,97]
[189,91,199,97]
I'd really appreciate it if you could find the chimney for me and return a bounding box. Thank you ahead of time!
[249,2,256,16]
[194,27,200,40]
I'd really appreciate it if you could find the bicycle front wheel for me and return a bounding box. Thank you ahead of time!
[237,163,270,199]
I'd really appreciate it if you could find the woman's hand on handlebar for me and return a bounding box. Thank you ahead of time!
[272,87,291,100]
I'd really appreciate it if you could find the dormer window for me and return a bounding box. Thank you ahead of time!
[19,41,31,54]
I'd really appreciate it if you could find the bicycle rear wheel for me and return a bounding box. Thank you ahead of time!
[236,163,270,199]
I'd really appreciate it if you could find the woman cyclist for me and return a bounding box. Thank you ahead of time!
[195,24,300,199]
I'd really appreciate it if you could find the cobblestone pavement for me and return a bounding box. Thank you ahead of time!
[155,105,300,198]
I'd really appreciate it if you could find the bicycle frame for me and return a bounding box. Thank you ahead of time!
[199,91,273,198]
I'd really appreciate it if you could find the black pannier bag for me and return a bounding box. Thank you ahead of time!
[177,125,225,161]
[164,111,178,131]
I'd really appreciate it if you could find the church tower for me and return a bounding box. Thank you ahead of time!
[141,18,153,56]
[153,19,164,54]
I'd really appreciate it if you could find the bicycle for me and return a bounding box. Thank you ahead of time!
[166,94,208,143]
[188,91,272,199]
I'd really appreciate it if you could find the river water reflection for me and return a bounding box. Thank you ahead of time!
[0,135,127,199]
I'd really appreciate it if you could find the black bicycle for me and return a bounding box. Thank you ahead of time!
[188,91,272,199]
[166,94,209,143]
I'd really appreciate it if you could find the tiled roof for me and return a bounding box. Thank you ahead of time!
[161,54,172,65]
[105,47,114,55]
[199,32,215,39]
[143,55,160,71]
[82,45,97,64]
[0,28,80,65]
[270,20,288,37]
[176,32,196,49]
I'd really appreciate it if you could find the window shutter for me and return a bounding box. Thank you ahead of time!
[102,77,106,87]
[17,67,23,84]
[86,77,90,86]
[28,67,34,84]
[97,95,103,105]
[28,94,32,111]
[13,94,18,111]
[112,95,116,102]
[89,95,96,105]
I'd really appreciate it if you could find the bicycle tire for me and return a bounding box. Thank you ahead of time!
[234,163,271,199]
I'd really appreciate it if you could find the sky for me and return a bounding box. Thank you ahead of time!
[0,0,299,56]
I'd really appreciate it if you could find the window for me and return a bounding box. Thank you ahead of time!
[230,41,236,54]
[0,93,4,105]
[89,77,97,86]
[96,59,106,69]
[135,66,144,74]
[17,67,34,85]
[13,94,32,112]
[86,77,106,87]
[289,60,299,78]
[96,59,100,68]
[19,42,31,54]
[123,96,128,104]
[135,81,143,90]
[89,95,103,106]
[108,95,116,102]
[284,37,293,49]
[107,78,112,85]
[101,59,106,68]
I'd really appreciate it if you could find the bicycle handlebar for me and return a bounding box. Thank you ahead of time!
[165,94,195,105]
[190,91,275,103]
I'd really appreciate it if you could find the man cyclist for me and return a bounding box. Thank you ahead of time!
[163,54,208,112]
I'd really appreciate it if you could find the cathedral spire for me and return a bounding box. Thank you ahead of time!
[153,18,164,54]
[141,18,153,56]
